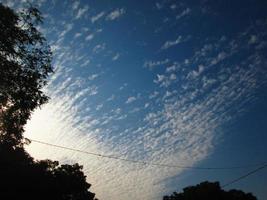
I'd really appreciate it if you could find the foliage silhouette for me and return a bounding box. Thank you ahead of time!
[0,143,96,199]
[163,181,257,200]
[0,2,52,147]
[0,3,97,199]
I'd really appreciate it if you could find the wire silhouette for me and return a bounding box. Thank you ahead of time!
[222,163,267,188]
[28,138,266,170]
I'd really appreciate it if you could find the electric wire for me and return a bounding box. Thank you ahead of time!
[27,138,266,170]
[222,163,267,188]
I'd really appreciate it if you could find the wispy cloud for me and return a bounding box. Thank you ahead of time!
[126,96,137,104]
[88,74,99,81]
[170,4,177,10]
[161,35,190,50]
[59,23,73,38]
[91,11,105,23]
[85,33,94,41]
[144,59,170,70]
[187,64,205,79]
[112,53,120,61]
[107,94,115,101]
[80,59,91,67]
[74,32,82,38]
[75,5,89,19]
[72,1,80,10]
[96,104,104,110]
[176,8,191,20]
[149,91,159,99]
[155,2,164,10]
[92,43,106,53]
[106,8,125,21]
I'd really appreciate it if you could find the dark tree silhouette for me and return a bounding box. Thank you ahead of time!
[0,3,52,147]
[0,3,97,199]
[0,145,96,199]
[163,181,257,200]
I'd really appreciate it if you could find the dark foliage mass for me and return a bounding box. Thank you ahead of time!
[0,143,96,200]
[0,3,96,200]
[0,3,52,147]
[163,181,257,200]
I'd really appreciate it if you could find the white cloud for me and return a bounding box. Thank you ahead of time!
[155,2,163,10]
[88,74,99,81]
[154,74,166,83]
[166,62,180,73]
[144,59,170,70]
[170,4,177,10]
[248,35,257,44]
[176,8,191,20]
[106,8,125,21]
[126,96,137,104]
[107,94,115,101]
[75,5,89,19]
[184,59,190,65]
[93,43,106,53]
[50,44,60,53]
[81,59,90,67]
[88,85,98,96]
[153,74,175,87]
[112,53,120,61]
[74,32,82,38]
[91,11,105,23]
[4,1,15,8]
[130,107,141,113]
[85,33,94,41]
[96,104,103,110]
[187,65,205,79]
[166,65,176,72]
[210,52,227,66]
[72,1,80,10]
[149,91,159,99]
[161,35,190,50]
[59,23,73,38]
[163,90,173,99]
[119,83,128,90]
[169,74,177,80]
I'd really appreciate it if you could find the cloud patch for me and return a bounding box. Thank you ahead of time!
[106,8,125,21]
[161,35,190,50]
[91,11,105,23]
[126,96,137,104]
[75,5,89,19]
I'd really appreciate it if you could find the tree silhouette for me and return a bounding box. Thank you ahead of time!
[0,3,97,199]
[0,3,52,147]
[163,181,257,200]
[0,145,96,199]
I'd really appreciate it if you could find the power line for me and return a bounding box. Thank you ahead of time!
[222,163,267,188]
[27,138,266,170]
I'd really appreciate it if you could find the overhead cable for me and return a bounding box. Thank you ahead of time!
[28,138,266,170]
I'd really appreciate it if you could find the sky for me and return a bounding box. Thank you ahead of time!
[2,0,267,199]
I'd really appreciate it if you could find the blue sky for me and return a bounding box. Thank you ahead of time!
[3,0,267,199]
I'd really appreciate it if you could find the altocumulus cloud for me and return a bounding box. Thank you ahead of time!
[106,8,126,21]
[4,1,267,200]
